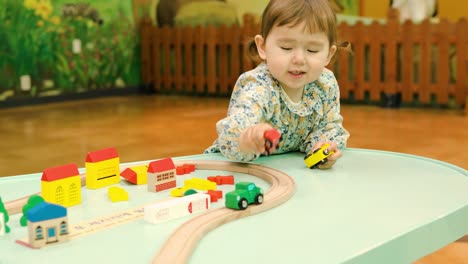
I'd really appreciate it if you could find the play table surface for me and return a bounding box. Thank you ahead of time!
[0,148,467,264]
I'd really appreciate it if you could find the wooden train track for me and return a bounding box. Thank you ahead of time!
[153,160,296,263]
[4,160,296,264]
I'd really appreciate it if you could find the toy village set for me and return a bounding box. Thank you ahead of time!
[0,129,332,249]
[0,146,268,249]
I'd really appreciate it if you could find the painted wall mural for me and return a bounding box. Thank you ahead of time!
[0,0,139,102]
[0,0,359,103]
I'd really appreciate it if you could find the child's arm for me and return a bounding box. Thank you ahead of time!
[301,73,350,159]
[215,75,272,161]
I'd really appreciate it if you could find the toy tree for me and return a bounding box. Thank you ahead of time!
[20,195,45,227]
[0,197,10,233]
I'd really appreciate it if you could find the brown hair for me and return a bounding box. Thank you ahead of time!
[248,0,340,59]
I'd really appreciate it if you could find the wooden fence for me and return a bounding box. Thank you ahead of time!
[140,10,468,110]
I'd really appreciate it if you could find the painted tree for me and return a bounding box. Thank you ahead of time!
[0,197,10,233]
[20,195,45,227]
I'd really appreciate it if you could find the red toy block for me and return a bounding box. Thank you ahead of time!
[185,164,195,172]
[207,176,217,184]
[176,164,196,175]
[207,175,234,185]
[176,166,185,175]
[206,190,223,203]
[220,175,234,185]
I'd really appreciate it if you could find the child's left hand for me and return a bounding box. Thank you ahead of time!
[312,141,342,169]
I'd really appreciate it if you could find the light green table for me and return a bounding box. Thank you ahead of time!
[1,149,467,264]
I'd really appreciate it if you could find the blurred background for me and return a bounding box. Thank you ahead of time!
[0,0,466,263]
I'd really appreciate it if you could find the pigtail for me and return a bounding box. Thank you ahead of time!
[246,38,262,64]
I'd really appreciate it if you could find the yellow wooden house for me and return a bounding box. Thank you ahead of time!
[85,147,120,189]
[41,163,82,207]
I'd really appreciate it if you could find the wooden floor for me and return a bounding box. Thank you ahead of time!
[0,95,466,263]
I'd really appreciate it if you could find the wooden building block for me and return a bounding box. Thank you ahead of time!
[144,193,210,224]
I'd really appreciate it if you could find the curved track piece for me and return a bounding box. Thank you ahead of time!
[152,160,296,264]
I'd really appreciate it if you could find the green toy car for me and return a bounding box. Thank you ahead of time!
[225,182,264,210]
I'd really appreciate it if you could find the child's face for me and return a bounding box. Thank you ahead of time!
[255,22,336,93]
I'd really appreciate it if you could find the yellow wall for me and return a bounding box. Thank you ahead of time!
[438,0,468,21]
[361,0,468,21]
[360,0,389,19]
[227,0,268,24]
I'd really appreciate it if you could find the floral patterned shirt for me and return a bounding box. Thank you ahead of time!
[204,62,350,161]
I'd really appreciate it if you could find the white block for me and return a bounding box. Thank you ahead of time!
[0,212,4,236]
[144,193,210,224]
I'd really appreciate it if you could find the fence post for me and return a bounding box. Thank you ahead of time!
[337,23,350,101]
[230,25,241,92]
[419,19,431,104]
[218,24,229,95]
[369,21,382,102]
[401,20,413,103]
[436,19,450,105]
[151,27,161,92]
[162,26,172,92]
[455,19,468,109]
[174,27,183,93]
[207,25,217,95]
[140,16,153,89]
[183,26,194,93]
[383,8,400,107]
[354,21,365,101]
[195,26,205,94]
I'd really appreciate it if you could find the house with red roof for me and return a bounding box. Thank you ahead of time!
[147,158,176,192]
[85,147,120,189]
[41,163,81,207]
[121,165,148,185]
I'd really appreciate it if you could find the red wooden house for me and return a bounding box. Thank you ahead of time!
[147,158,176,192]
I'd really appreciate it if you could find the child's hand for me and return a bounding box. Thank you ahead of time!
[312,141,342,169]
[239,123,277,155]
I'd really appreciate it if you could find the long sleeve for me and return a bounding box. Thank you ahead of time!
[300,70,350,154]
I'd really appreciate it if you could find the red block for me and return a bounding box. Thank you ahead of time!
[176,166,185,175]
[207,176,217,184]
[176,164,196,175]
[207,175,234,185]
[206,190,223,203]
[220,175,234,185]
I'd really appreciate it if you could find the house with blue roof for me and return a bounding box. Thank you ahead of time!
[27,201,69,248]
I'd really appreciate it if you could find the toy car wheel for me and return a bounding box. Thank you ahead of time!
[319,158,329,165]
[255,194,264,204]
[238,198,248,210]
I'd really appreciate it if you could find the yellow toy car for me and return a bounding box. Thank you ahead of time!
[304,143,334,169]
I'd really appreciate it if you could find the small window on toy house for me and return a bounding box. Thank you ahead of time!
[35,226,44,240]
[55,186,65,204]
[60,221,68,235]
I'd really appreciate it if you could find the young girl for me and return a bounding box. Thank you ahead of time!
[205,0,350,169]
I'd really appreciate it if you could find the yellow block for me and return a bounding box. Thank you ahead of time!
[108,186,129,202]
[184,178,216,191]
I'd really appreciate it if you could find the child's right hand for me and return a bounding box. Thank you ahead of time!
[239,123,276,155]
